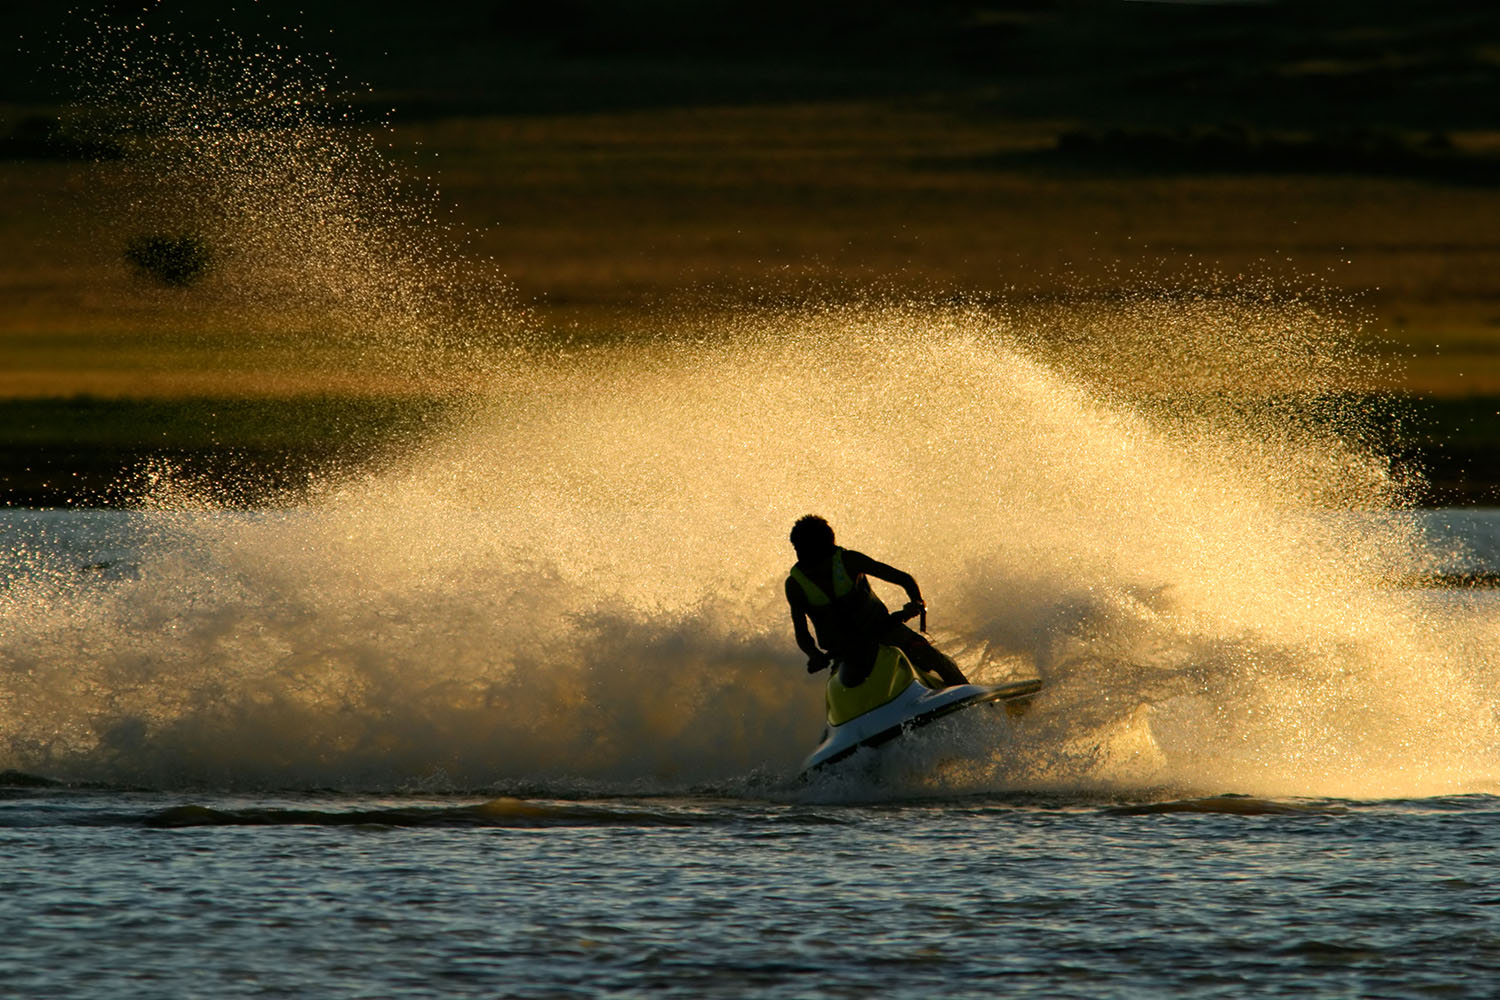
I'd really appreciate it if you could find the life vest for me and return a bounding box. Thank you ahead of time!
[789,547,856,606]
[789,548,889,650]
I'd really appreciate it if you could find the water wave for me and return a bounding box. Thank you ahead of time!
[4,316,1497,798]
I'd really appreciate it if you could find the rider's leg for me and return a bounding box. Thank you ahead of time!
[882,624,969,686]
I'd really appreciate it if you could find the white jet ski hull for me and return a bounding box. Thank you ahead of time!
[801,677,1041,773]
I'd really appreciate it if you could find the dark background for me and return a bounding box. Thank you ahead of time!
[3,1,1499,506]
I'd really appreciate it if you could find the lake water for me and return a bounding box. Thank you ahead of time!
[4,786,1500,1000]
[3,507,1498,998]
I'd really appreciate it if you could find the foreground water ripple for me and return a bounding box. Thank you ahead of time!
[0,789,1498,997]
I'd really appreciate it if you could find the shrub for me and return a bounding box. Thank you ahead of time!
[123,234,213,287]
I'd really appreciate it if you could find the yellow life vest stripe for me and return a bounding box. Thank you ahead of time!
[789,548,854,607]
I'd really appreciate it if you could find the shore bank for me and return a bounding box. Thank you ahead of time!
[1,394,1495,508]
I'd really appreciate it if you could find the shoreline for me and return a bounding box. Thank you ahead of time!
[1,394,1495,509]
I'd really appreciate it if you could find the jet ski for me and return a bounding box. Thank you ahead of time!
[801,607,1041,773]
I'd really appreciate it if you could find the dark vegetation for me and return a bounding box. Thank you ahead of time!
[7,1,1499,132]
[1,394,1490,508]
[122,234,213,287]
[0,114,122,160]
[1377,396,1500,507]
[0,397,454,507]
[1044,127,1498,184]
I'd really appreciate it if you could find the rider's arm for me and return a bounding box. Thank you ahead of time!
[843,550,924,608]
[786,578,831,672]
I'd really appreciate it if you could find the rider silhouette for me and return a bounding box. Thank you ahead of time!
[785,515,969,687]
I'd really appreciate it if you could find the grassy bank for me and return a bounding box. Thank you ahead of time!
[1397,396,1500,506]
[0,395,455,507]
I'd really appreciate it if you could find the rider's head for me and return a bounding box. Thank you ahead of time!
[790,515,836,562]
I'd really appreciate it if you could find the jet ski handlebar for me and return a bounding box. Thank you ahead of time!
[891,601,927,633]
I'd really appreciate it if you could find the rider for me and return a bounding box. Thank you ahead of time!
[785,515,969,687]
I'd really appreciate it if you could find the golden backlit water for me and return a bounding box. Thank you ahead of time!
[4,11,1500,999]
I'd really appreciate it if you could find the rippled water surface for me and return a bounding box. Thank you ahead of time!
[5,788,1499,999]
[3,501,1499,998]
